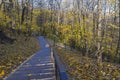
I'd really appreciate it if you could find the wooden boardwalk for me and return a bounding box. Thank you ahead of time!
[5,36,56,80]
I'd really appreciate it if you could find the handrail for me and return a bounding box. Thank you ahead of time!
[53,50,69,80]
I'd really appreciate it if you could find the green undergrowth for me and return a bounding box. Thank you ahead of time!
[55,47,120,80]
[0,36,40,79]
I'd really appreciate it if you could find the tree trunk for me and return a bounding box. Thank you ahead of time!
[96,0,102,63]
[116,0,120,63]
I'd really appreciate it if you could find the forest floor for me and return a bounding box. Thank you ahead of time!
[0,34,40,79]
[55,47,120,80]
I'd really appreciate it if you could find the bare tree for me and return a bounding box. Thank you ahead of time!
[116,0,120,63]
[96,0,103,63]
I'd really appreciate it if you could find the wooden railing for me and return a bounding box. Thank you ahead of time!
[53,50,69,80]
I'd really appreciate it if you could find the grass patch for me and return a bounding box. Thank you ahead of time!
[0,36,40,79]
[55,47,120,80]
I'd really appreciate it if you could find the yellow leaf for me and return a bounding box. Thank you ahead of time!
[27,74,32,77]
[0,70,5,77]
